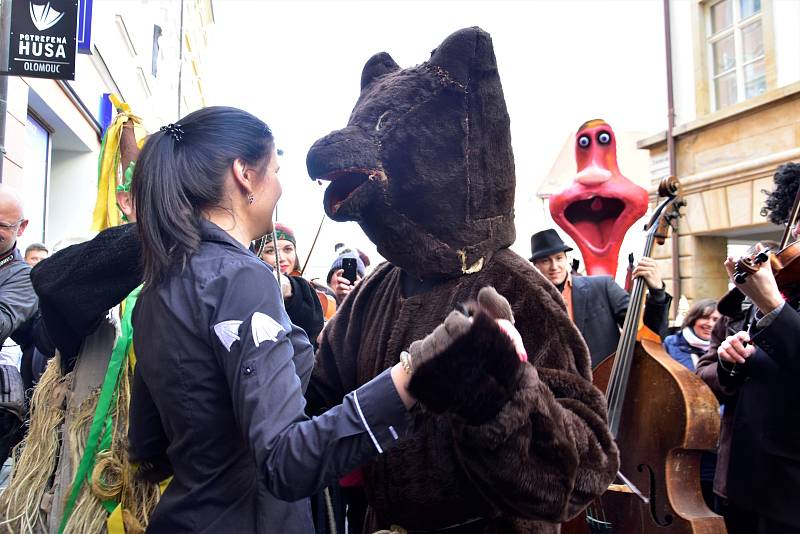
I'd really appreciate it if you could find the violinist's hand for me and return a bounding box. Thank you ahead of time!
[718,331,756,365]
[632,256,663,290]
[724,243,783,315]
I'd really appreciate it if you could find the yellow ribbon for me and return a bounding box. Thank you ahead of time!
[106,504,125,534]
[90,94,146,231]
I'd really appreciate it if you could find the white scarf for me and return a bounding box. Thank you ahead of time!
[682,326,710,368]
[682,326,710,350]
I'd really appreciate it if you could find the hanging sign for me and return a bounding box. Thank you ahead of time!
[8,0,79,80]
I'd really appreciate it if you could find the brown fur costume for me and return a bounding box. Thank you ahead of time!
[306,27,618,533]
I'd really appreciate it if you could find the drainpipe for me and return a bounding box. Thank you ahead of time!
[177,0,184,118]
[0,0,12,183]
[663,0,681,317]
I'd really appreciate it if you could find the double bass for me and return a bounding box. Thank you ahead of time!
[566,177,726,534]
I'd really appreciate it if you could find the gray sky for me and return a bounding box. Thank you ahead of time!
[206,0,667,280]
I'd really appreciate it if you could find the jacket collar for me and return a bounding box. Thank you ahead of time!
[199,219,251,252]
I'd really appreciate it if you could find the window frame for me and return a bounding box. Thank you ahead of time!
[705,0,766,110]
[23,111,52,247]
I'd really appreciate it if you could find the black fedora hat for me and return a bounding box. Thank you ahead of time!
[529,229,573,261]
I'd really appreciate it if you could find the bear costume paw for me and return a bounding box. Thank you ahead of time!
[407,310,525,425]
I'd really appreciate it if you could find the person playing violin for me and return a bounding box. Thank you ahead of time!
[704,162,800,534]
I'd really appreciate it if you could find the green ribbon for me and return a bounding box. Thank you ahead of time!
[59,287,141,534]
[115,162,135,223]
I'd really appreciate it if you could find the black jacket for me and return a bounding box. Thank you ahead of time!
[724,302,800,526]
[570,275,671,367]
[129,220,409,534]
[284,275,324,350]
[30,224,141,370]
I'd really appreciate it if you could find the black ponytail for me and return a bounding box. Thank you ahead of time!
[132,106,274,288]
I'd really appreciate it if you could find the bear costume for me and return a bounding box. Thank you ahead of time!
[306,27,619,533]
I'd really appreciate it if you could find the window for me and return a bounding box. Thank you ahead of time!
[23,114,50,248]
[707,0,766,110]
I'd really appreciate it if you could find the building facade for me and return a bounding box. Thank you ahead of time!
[2,0,214,252]
[638,0,800,306]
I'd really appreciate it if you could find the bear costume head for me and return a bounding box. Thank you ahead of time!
[307,27,515,280]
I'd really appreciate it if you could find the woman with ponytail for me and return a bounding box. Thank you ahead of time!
[128,107,517,533]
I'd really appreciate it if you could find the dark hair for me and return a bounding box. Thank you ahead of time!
[132,106,274,288]
[24,243,48,255]
[682,298,718,330]
[761,162,800,225]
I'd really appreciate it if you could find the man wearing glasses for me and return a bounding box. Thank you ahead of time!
[0,185,38,466]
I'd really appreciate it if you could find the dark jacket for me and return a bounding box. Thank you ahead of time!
[129,221,409,534]
[696,301,800,526]
[696,315,741,500]
[571,275,671,367]
[0,247,37,347]
[30,224,142,370]
[0,247,36,459]
[283,275,324,349]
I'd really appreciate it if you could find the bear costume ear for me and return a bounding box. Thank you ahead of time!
[360,52,400,90]
[429,26,495,87]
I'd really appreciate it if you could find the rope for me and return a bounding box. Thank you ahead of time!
[323,487,337,534]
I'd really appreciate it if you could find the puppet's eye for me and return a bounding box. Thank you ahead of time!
[375,111,390,131]
[597,132,611,145]
[578,135,591,148]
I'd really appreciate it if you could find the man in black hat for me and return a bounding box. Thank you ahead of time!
[529,228,671,367]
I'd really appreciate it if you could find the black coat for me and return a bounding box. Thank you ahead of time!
[129,220,409,534]
[724,302,800,527]
[571,275,671,367]
[283,275,324,350]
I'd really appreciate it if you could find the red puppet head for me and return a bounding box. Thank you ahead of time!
[548,119,648,277]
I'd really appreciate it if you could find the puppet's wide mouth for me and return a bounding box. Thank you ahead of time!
[321,169,373,219]
[563,196,626,251]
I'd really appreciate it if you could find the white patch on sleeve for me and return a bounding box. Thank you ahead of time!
[214,320,243,352]
[251,312,284,347]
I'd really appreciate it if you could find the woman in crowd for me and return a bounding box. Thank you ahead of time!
[259,223,326,347]
[663,298,720,371]
[127,106,514,534]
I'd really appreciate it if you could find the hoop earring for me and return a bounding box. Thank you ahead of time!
[247,193,255,205]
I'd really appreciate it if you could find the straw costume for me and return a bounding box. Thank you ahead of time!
[0,98,159,534]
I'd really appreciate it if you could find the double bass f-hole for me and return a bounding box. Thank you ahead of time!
[637,464,674,527]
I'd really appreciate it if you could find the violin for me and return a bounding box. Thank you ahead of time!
[731,172,800,297]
